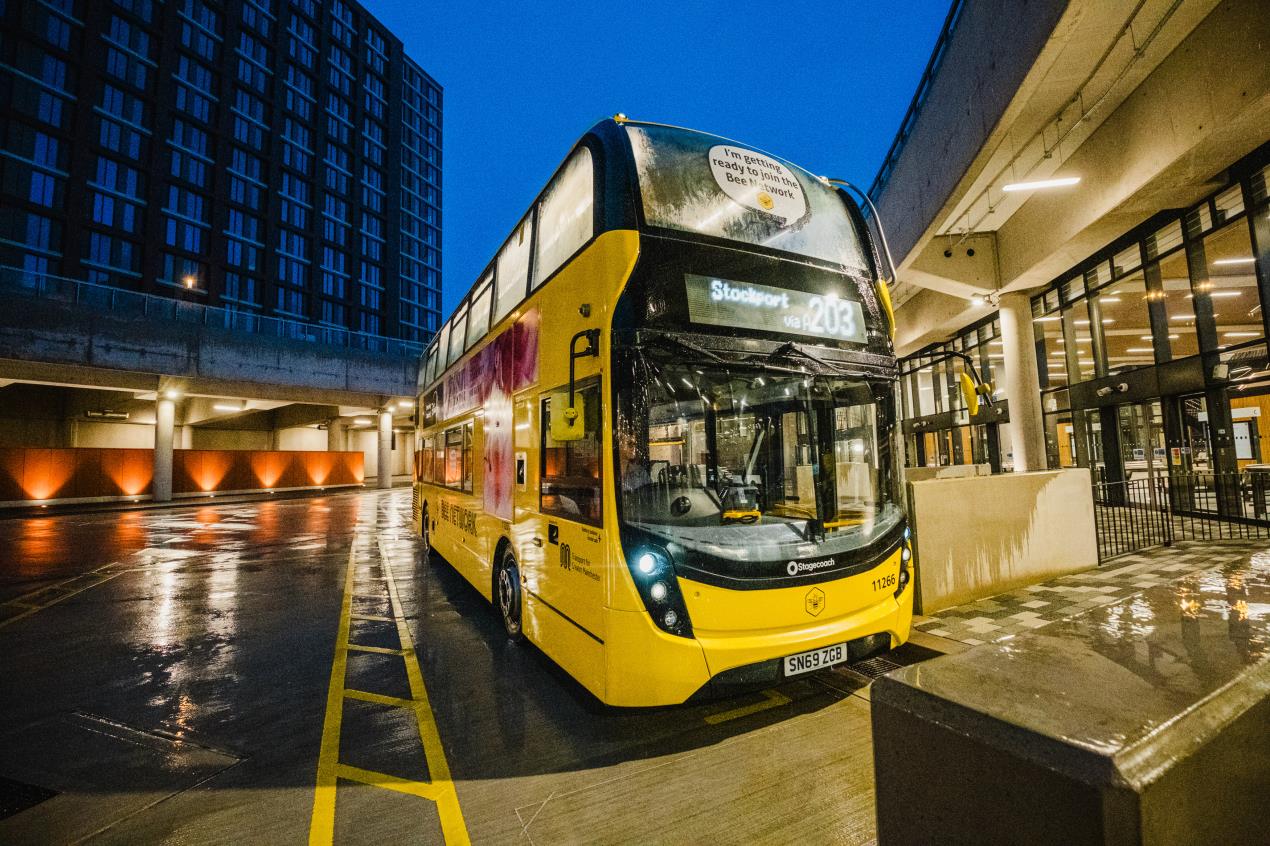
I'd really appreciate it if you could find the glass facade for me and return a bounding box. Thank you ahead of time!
[0,0,442,343]
[899,316,1012,472]
[899,144,1270,491]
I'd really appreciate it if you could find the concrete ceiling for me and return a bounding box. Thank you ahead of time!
[877,0,1270,356]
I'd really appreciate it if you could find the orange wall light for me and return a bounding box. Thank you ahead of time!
[250,451,287,488]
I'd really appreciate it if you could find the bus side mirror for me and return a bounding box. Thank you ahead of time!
[959,372,979,416]
[876,278,896,340]
[550,392,586,442]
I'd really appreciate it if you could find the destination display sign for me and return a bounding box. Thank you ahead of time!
[684,274,868,345]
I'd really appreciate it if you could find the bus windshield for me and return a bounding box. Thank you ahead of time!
[616,356,901,561]
[626,123,869,272]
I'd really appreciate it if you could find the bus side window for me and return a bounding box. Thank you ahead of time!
[432,435,445,484]
[462,422,474,493]
[444,427,463,488]
[420,436,434,483]
[540,382,602,526]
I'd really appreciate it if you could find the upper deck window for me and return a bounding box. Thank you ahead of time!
[447,306,467,366]
[534,147,594,287]
[627,124,868,272]
[494,215,533,323]
[467,274,493,348]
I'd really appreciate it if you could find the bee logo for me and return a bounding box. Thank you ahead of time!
[757,191,775,210]
[806,587,826,617]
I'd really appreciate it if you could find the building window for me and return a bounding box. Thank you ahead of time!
[1193,220,1260,350]
[99,117,145,160]
[28,171,59,207]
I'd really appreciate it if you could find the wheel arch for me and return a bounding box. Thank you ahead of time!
[491,534,514,602]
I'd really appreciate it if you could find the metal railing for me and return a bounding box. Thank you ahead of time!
[0,265,425,358]
[1092,477,1172,561]
[1093,470,1270,560]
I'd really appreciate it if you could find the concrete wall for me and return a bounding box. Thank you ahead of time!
[350,428,411,481]
[0,292,417,407]
[874,0,1069,263]
[190,428,272,450]
[0,447,363,506]
[909,468,1097,613]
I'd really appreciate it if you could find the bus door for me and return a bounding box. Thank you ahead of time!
[531,381,607,642]
[513,398,547,593]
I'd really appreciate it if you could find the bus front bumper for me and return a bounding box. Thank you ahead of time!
[603,581,914,707]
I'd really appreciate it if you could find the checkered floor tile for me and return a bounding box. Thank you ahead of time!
[914,539,1266,646]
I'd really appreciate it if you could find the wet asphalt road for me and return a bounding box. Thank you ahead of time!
[0,488,892,845]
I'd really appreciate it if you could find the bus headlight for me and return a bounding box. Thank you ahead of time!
[895,529,913,599]
[625,545,694,638]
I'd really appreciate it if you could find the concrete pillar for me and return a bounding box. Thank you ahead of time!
[326,420,345,452]
[999,292,1047,472]
[269,427,282,451]
[154,397,175,502]
[378,410,393,489]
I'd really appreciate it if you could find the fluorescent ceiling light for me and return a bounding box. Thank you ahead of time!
[353,417,372,426]
[1002,176,1081,193]
[1033,316,1060,323]
[1223,331,1260,338]
[1213,257,1255,266]
[213,403,243,413]
[1170,314,1195,320]
[1210,291,1243,298]
[1100,297,1122,303]
[1125,347,1154,353]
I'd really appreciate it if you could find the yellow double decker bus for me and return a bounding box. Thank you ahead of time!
[414,117,913,706]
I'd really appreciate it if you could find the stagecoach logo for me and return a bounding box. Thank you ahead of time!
[805,587,826,617]
[787,557,835,577]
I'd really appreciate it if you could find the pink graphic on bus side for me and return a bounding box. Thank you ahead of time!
[438,309,539,521]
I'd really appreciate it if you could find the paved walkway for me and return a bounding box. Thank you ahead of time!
[913,539,1266,645]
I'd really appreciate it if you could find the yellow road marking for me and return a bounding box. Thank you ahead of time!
[344,689,414,709]
[379,536,470,845]
[335,763,445,800]
[309,534,470,845]
[345,643,406,656]
[704,688,793,725]
[309,540,356,844]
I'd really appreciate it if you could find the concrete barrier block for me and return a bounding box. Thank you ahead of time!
[871,557,1270,845]
[909,468,1097,612]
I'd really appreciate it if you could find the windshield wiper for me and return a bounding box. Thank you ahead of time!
[765,341,847,375]
[636,332,725,363]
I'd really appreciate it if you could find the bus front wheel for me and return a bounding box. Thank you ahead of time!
[496,548,524,641]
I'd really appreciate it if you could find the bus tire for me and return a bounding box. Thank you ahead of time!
[420,504,431,549]
[496,547,524,641]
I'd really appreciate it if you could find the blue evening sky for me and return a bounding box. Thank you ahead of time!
[365,1,952,319]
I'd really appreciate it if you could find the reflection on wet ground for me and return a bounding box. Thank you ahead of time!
[0,489,903,845]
